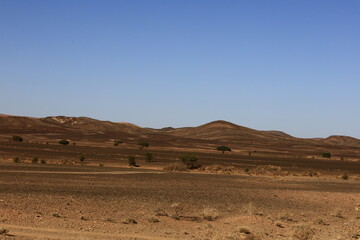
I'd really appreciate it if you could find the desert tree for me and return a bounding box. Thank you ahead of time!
[322,152,331,158]
[217,146,231,154]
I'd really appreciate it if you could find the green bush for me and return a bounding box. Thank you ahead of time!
[32,157,39,164]
[114,140,123,147]
[322,152,331,158]
[79,154,86,163]
[145,152,153,162]
[12,136,23,142]
[59,139,70,145]
[128,156,139,167]
[217,146,231,154]
[178,154,200,169]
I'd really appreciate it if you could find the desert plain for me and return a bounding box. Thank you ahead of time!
[0,114,359,240]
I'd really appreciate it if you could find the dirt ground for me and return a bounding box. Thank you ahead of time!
[0,141,359,240]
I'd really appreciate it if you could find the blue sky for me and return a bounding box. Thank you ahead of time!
[0,0,359,138]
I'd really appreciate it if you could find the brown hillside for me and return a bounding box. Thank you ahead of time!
[165,120,295,141]
[323,135,360,147]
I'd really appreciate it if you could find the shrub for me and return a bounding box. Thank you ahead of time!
[114,140,123,147]
[201,207,219,221]
[148,217,160,223]
[79,154,86,163]
[13,157,21,163]
[128,156,139,167]
[341,172,349,180]
[32,157,39,164]
[216,146,231,154]
[0,228,9,235]
[293,225,315,240]
[41,159,47,164]
[12,135,23,142]
[122,218,137,224]
[145,152,153,162]
[178,154,200,169]
[59,139,69,145]
[138,142,149,149]
[322,152,331,158]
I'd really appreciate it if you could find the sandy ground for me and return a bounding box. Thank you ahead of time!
[0,162,359,240]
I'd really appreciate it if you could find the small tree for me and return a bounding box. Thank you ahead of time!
[217,146,231,154]
[138,142,149,150]
[59,139,70,145]
[145,152,153,162]
[12,136,23,142]
[322,152,331,158]
[114,140,123,147]
[128,156,139,167]
[178,154,200,169]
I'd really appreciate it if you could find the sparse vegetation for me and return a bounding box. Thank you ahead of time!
[40,159,47,164]
[12,135,23,142]
[59,139,70,145]
[163,162,188,171]
[202,164,236,174]
[114,140,123,147]
[0,228,9,235]
[128,156,139,167]
[148,217,160,223]
[322,152,331,158]
[122,218,137,224]
[217,146,231,154]
[138,142,149,149]
[292,225,315,240]
[201,207,219,221]
[341,172,349,180]
[145,152,153,162]
[13,157,21,163]
[178,154,200,169]
[79,153,86,163]
[32,157,39,164]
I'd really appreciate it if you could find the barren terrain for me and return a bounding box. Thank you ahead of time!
[0,114,359,239]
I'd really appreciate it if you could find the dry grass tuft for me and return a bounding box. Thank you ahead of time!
[248,165,290,176]
[0,228,9,235]
[301,169,321,177]
[202,165,237,174]
[122,218,137,224]
[292,225,315,240]
[163,162,188,172]
[201,207,219,221]
[148,217,160,223]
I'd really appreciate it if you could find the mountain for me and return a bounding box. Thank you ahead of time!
[1,114,359,147]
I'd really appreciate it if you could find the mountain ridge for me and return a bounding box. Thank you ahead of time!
[0,114,359,147]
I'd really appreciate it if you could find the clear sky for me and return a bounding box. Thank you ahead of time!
[0,0,359,138]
